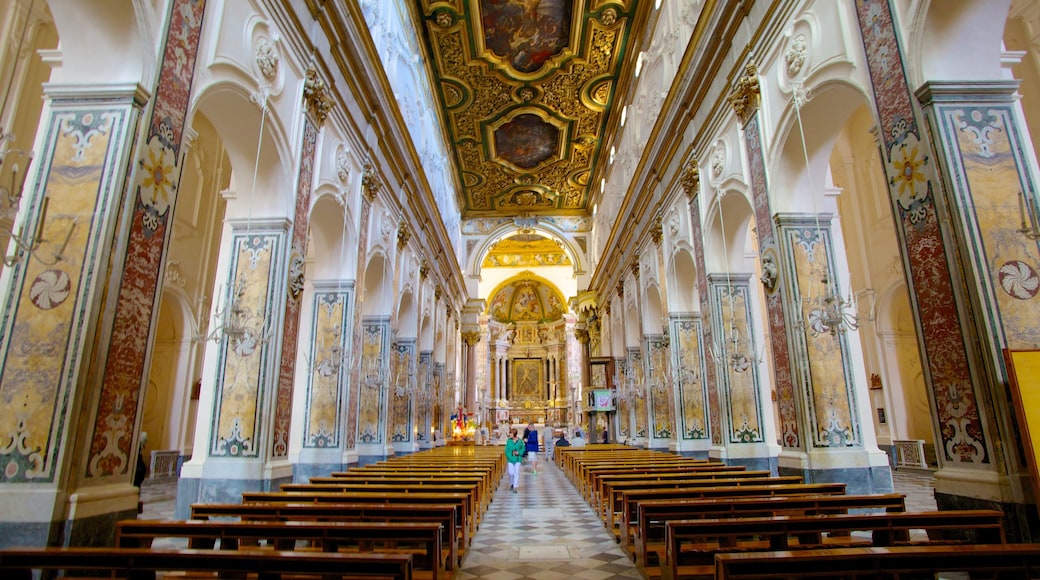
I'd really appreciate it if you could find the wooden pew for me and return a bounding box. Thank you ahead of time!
[632,493,906,569]
[241,490,474,551]
[599,472,793,520]
[116,519,445,579]
[602,475,805,529]
[616,482,849,542]
[714,544,1040,580]
[315,473,489,510]
[0,546,413,580]
[281,481,486,517]
[661,509,1006,580]
[191,501,461,570]
[582,463,739,502]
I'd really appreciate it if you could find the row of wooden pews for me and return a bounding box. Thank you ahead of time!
[556,446,1040,580]
[0,445,504,580]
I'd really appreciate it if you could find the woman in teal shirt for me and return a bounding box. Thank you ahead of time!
[505,428,524,493]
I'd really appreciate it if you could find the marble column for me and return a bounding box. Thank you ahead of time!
[915,80,1040,538]
[852,1,1039,527]
[0,0,207,546]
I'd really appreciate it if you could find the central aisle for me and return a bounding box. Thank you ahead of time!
[457,452,642,579]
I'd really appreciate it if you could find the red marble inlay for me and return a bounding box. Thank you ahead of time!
[345,199,372,449]
[744,116,799,449]
[854,0,985,463]
[272,119,319,458]
[689,195,722,446]
[88,0,207,477]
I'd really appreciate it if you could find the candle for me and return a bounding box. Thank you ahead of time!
[1019,190,1028,231]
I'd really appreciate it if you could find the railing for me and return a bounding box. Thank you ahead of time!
[893,439,928,469]
[148,450,180,480]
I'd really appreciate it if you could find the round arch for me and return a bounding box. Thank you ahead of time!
[668,244,699,313]
[484,271,568,323]
[466,222,588,279]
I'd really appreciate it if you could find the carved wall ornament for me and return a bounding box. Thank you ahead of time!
[600,7,618,25]
[397,219,411,251]
[616,283,624,298]
[631,259,640,280]
[303,64,334,124]
[727,62,761,125]
[164,260,186,287]
[711,145,725,180]
[255,37,280,81]
[419,260,430,280]
[380,211,394,245]
[435,285,443,301]
[760,247,780,293]
[668,210,680,237]
[681,162,700,199]
[335,146,350,183]
[784,33,808,78]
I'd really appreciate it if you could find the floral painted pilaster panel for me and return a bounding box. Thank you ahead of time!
[209,230,284,457]
[855,0,988,464]
[0,105,134,482]
[710,275,764,444]
[931,100,1040,349]
[357,319,390,444]
[781,221,859,448]
[673,317,708,440]
[303,285,352,448]
[390,340,416,443]
[88,0,207,479]
[272,117,318,458]
[646,336,673,439]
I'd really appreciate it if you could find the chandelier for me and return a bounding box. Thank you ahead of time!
[362,360,388,392]
[791,83,860,337]
[709,192,759,373]
[310,324,348,378]
[195,278,273,356]
[392,356,417,398]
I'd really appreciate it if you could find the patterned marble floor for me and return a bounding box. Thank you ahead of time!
[139,464,939,578]
[455,455,642,580]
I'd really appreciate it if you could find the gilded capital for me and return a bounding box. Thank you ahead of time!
[681,162,700,199]
[728,62,761,125]
[361,164,380,202]
[574,328,590,344]
[304,64,334,124]
[397,219,411,251]
[419,260,430,280]
[650,215,663,246]
[462,331,481,346]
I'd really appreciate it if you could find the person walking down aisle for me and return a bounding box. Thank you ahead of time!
[505,428,524,493]
[525,423,540,475]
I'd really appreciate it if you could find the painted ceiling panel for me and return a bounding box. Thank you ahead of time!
[413,0,640,218]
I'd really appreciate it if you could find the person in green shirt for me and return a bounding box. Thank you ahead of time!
[505,428,525,493]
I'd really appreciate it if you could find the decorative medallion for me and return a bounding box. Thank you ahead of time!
[784,33,807,78]
[29,269,71,310]
[255,37,280,80]
[999,260,1040,299]
[335,145,350,183]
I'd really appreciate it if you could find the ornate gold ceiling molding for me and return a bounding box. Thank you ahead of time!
[414,0,640,217]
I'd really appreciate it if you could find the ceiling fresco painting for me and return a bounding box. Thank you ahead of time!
[482,233,573,268]
[488,274,568,323]
[413,0,642,218]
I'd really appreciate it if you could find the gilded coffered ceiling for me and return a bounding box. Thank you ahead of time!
[412,0,644,218]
